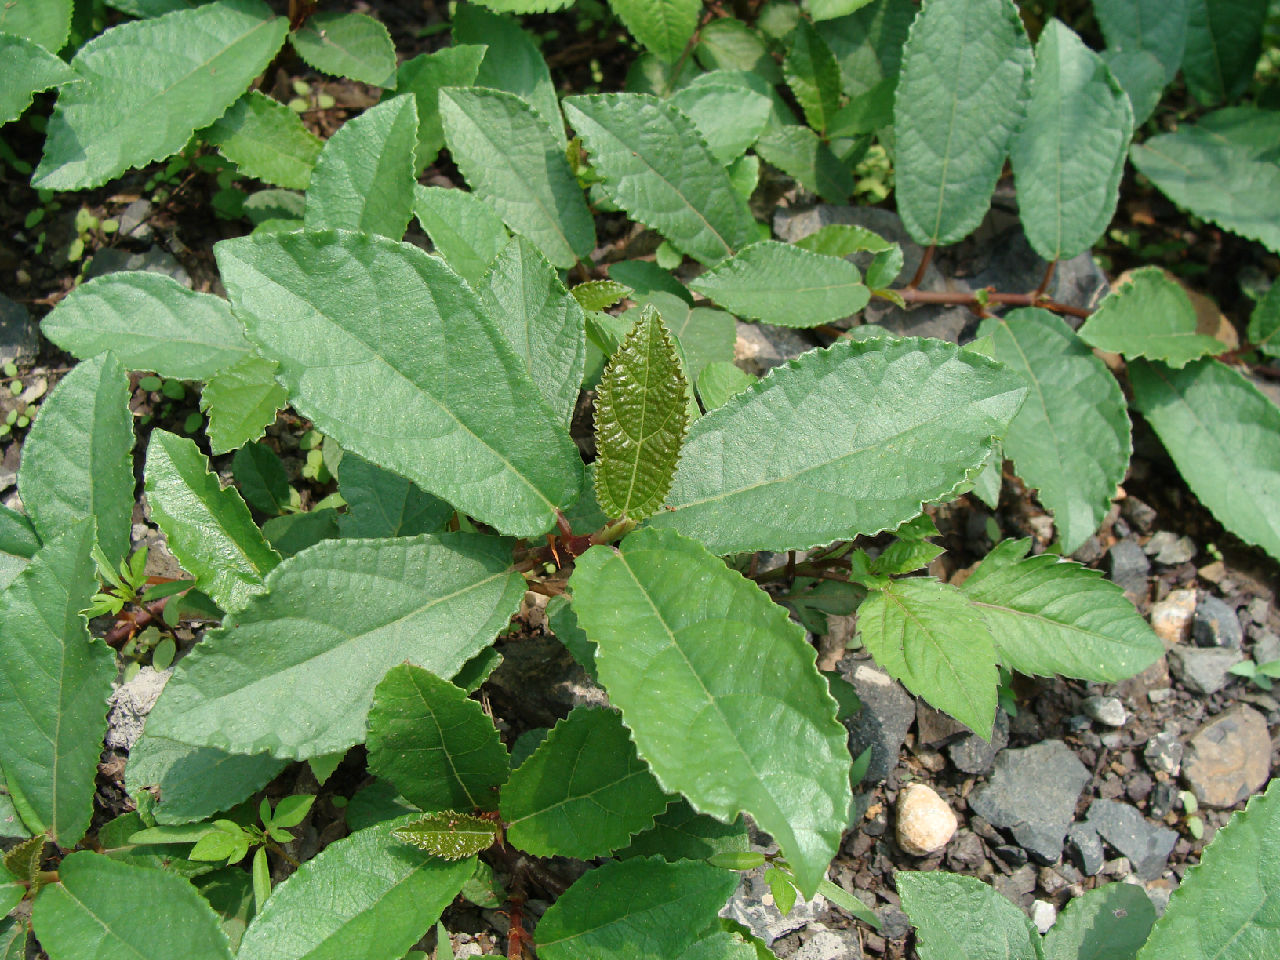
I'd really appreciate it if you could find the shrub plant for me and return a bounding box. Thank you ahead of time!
[0,0,1277,957]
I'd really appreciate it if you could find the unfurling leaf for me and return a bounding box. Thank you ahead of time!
[393,812,499,860]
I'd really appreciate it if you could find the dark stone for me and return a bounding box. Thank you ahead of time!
[0,293,38,364]
[1122,497,1158,533]
[994,844,1028,867]
[1066,822,1105,876]
[1109,538,1150,596]
[1193,595,1244,650]
[84,247,191,286]
[878,906,911,941]
[948,709,1009,775]
[1149,781,1177,819]
[1168,645,1244,694]
[946,830,986,871]
[1085,799,1178,880]
[1127,771,1154,804]
[992,865,1037,907]
[1144,729,1184,776]
[841,660,916,783]
[916,701,969,748]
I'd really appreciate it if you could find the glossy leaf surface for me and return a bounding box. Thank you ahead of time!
[392,813,498,860]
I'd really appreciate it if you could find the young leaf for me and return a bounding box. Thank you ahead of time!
[1077,268,1226,368]
[569,528,851,896]
[1249,281,1280,358]
[41,271,252,381]
[502,707,670,859]
[689,241,869,327]
[32,851,234,960]
[784,18,843,134]
[670,73,773,166]
[288,10,396,87]
[696,361,755,412]
[215,230,584,537]
[393,812,498,860]
[304,95,418,240]
[145,430,281,613]
[366,664,509,813]
[647,337,1026,554]
[1130,358,1280,561]
[34,0,288,190]
[1010,20,1133,262]
[858,577,998,738]
[563,94,758,265]
[203,90,322,191]
[199,353,288,455]
[895,871,1040,960]
[237,817,474,960]
[144,533,525,760]
[18,352,134,563]
[232,442,291,516]
[536,857,741,960]
[0,34,77,128]
[593,305,689,521]
[894,0,1032,244]
[412,185,510,285]
[391,45,486,172]
[0,0,72,51]
[336,451,453,540]
[1042,883,1155,960]
[125,734,287,826]
[572,280,631,313]
[754,126,855,202]
[619,799,749,863]
[607,0,700,63]
[976,309,1131,552]
[629,291,736,383]
[1181,0,1267,104]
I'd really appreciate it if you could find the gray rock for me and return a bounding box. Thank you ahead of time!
[721,869,825,944]
[877,906,911,941]
[1144,531,1196,565]
[791,926,863,960]
[969,740,1091,864]
[1122,497,1158,534]
[948,708,1009,775]
[1246,597,1272,627]
[1253,628,1280,666]
[1066,822,1105,875]
[916,701,969,748]
[0,293,38,365]
[116,199,153,241]
[1168,645,1243,694]
[106,666,172,751]
[1193,595,1244,650]
[841,661,915,783]
[1083,695,1128,727]
[1143,729,1184,777]
[84,247,191,286]
[1085,799,1178,880]
[1149,781,1178,819]
[734,321,818,376]
[1109,539,1150,596]
[1032,900,1057,935]
[992,864,1037,906]
[1182,705,1273,808]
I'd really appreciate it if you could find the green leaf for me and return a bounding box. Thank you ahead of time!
[1093,0,1187,87]
[412,185,509,285]
[569,528,850,896]
[366,664,509,813]
[572,280,631,313]
[203,90,323,191]
[823,0,915,99]
[1100,48,1166,126]
[199,353,288,455]
[18,352,134,562]
[696,361,755,412]
[470,0,575,12]
[144,430,281,613]
[288,10,396,87]
[608,260,693,305]
[547,593,597,678]
[1137,777,1280,960]
[895,871,1040,960]
[337,451,452,540]
[628,292,736,383]
[894,0,1032,245]
[962,538,1164,682]
[262,507,339,557]
[1077,268,1226,367]
[0,0,72,51]
[391,45,486,172]
[237,817,474,960]
[215,230,584,537]
[689,241,869,328]
[977,309,1131,552]
[670,73,773,167]
[41,271,252,380]
[1043,883,1155,960]
[392,812,498,860]
[440,86,593,270]
[2,833,42,885]
[232,442,291,516]
[536,857,741,959]
[125,734,286,825]
[0,506,40,561]
[145,533,525,759]
[304,95,418,239]
[1129,358,1280,562]
[694,19,782,83]
[502,707,669,859]
[1249,281,1280,358]
[858,577,997,737]
[0,919,25,960]
[346,780,420,832]
[1010,21,1132,261]
[871,539,943,575]
[1182,0,1267,104]
[34,0,288,190]
[785,18,842,134]
[32,852,233,960]
[563,93,758,265]
[619,799,749,862]
[607,0,700,62]
[810,0,877,18]
[754,125,855,202]
[593,306,689,522]
[675,931,761,960]
[0,34,77,128]
[478,236,587,424]
[647,337,1026,554]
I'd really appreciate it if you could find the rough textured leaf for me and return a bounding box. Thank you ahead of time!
[754,125,855,202]
[1137,777,1280,960]
[1094,0,1187,85]
[594,306,689,521]
[1249,281,1280,358]
[304,95,418,239]
[962,538,1164,682]
[690,241,869,327]
[1130,358,1280,561]
[0,34,77,128]
[391,45,486,172]
[337,452,452,540]
[502,707,669,859]
[894,0,1033,244]
[627,292,736,382]
[412,185,509,284]
[696,361,755,412]
[19,352,133,562]
[1182,0,1267,104]
[0,521,109,847]
[607,0,700,62]
[237,817,473,960]
[288,10,396,87]
[896,871,1041,960]
[215,230,584,537]
[1078,268,1227,367]
[41,272,251,380]
[823,0,915,99]
[785,18,842,133]
[536,857,741,960]
[478,236,586,424]
[366,664,508,814]
[694,19,781,82]
[34,0,288,190]
[569,528,850,896]
[647,337,1026,554]
[0,508,39,591]
[1043,883,1155,960]
[670,73,773,166]
[977,309,1131,552]
[145,430,280,613]
[572,280,631,312]
[1100,48,1166,126]
[440,86,593,270]
[391,812,498,860]
[619,799,749,862]
[126,734,287,825]
[471,0,574,12]
[33,852,233,960]
[0,919,25,960]
[0,0,72,51]
[203,90,322,191]
[1010,21,1132,261]
[563,94,757,265]
[199,353,288,455]
[145,533,525,759]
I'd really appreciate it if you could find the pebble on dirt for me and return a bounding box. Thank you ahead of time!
[1143,728,1184,776]
[1108,538,1150,597]
[841,660,915,784]
[1181,705,1273,808]
[1082,695,1128,727]
[1084,799,1178,881]
[895,783,958,856]
[1168,645,1244,695]
[948,708,1009,775]
[1192,595,1244,649]
[1149,589,1197,646]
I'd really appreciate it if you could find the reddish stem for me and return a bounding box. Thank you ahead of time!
[905,245,935,290]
